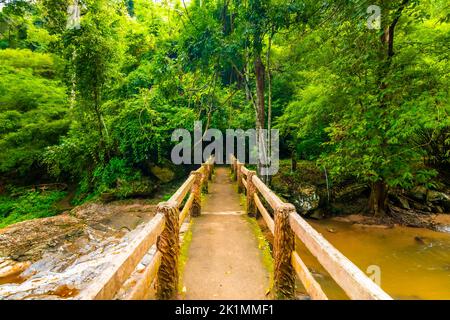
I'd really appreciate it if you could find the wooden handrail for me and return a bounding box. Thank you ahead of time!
[252,175,284,210]
[242,177,248,190]
[81,156,215,300]
[155,155,214,299]
[179,193,195,226]
[169,175,195,206]
[291,251,328,300]
[289,213,392,300]
[229,154,391,300]
[122,251,162,300]
[78,213,165,300]
[170,156,215,206]
[254,193,274,235]
[241,165,250,176]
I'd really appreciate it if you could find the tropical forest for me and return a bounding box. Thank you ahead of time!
[0,0,449,301]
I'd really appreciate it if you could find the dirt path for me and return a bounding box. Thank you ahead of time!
[182,167,270,300]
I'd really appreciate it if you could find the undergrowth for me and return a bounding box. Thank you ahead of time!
[0,190,67,228]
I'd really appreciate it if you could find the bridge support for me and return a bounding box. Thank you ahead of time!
[246,170,257,217]
[190,171,202,217]
[156,201,180,300]
[273,203,296,299]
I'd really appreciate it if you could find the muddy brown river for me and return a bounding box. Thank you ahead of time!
[296,219,450,300]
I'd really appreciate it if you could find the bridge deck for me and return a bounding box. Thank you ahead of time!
[182,167,270,299]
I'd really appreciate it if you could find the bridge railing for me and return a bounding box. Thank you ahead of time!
[78,156,215,300]
[230,155,392,300]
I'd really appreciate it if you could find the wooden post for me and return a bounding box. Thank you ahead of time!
[190,171,202,217]
[201,167,208,194]
[246,170,257,217]
[236,163,243,193]
[273,203,296,299]
[208,163,213,180]
[156,201,180,300]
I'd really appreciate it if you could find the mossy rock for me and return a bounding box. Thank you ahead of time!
[151,166,176,183]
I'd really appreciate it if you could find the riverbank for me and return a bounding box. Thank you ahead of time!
[271,160,450,232]
[0,200,157,299]
[328,213,450,233]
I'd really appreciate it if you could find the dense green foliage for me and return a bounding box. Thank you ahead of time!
[0,189,67,227]
[0,0,448,223]
[0,48,69,178]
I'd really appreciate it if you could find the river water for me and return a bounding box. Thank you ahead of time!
[296,219,450,300]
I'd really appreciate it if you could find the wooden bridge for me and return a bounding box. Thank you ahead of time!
[77,155,392,300]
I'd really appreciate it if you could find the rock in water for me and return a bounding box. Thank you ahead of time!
[292,184,320,215]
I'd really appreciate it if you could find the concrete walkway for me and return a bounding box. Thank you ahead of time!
[182,167,270,300]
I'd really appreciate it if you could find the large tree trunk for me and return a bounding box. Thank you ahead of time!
[266,33,273,185]
[368,181,388,216]
[244,48,252,101]
[254,55,265,132]
[254,54,266,182]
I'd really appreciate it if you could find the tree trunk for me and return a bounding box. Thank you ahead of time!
[244,47,252,101]
[368,1,408,217]
[254,54,266,182]
[368,181,388,216]
[266,33,273,186]
[291,151,297,173]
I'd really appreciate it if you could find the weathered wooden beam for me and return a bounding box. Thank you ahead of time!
[78,213,165,300]
[156,201,180,300]
[236,163,243,193]
[291,251,328,300]
[195,165,204,174]
[179,193,195,227]
[169,175,195,207]
[273,203,296,299]
[201,165,209,194]
[123,251,162,300]
[241,165,250,177]
[208,163,213,180]
[246,170,257,217]
[242,177,248,190]
[289,212,392,300]
[254,193,274,235]
[190,171,202,217]
[252,175,284,210]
